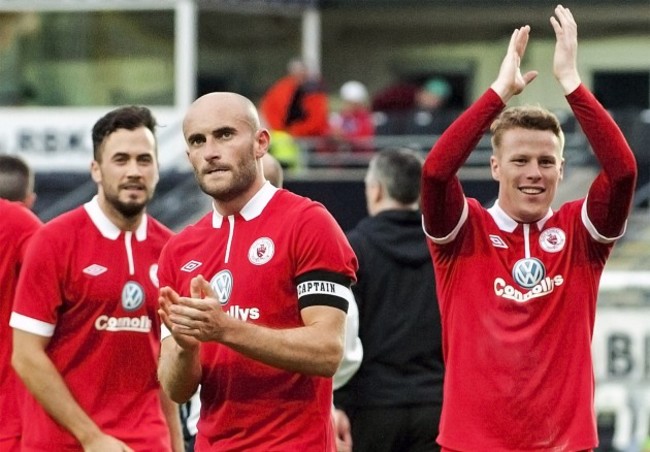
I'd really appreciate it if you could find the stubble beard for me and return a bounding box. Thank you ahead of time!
[197,158,257,203]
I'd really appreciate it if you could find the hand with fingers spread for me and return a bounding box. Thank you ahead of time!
[551,4,581,94]
[490,25,538,103]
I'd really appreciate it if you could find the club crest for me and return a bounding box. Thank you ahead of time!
[539,227,566,253]
[248,237,275,265]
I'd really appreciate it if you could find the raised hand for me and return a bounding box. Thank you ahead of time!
[165,275,231,343]
[490,25,538,102]
[550,4,581,94]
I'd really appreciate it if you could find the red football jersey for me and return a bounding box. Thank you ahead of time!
[421,85,636,451]
[0,200,41,443]
[158,183,357,451]
[10,197,173,450]
[429,199,609,450]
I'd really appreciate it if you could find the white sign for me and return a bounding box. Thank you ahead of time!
[0,107,190,172]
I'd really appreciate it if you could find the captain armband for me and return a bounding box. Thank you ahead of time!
[296,270,353,313]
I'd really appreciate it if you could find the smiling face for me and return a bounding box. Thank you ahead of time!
[91,126,159,222]
[183,93,269,211]
[490,127,564,223]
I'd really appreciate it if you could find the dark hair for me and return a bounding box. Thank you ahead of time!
[92,106,157,161]
[490,105,564,155]
[0,154,33,202]
[368,147,423,204]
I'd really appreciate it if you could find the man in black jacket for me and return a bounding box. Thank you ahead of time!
[334,147,444,452]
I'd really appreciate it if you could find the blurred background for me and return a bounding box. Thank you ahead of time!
[0,1,649,450]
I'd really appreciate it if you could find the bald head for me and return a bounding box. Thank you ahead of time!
[183,92,261,138]
[261,153,284,188]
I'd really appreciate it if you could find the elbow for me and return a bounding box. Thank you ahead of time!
[158,374,196,404]
[11,348,29,381]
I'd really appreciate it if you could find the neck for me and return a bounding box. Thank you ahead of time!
[370,198,418,216]
[212,179,266,217]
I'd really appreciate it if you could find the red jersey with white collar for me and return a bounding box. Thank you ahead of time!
[10,197,173,450]
[421,86,637,450]
[0,200,41,443]
[158,183,357,451]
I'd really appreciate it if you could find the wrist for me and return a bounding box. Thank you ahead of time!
[489,82,515,104]
[76,425,103,447]
[556,73,581,95]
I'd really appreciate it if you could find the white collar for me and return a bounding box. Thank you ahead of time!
[84,196,148,241]
[211,181,278,228]
[487,200,553,232]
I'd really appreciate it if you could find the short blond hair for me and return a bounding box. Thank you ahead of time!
[490,105,565,156]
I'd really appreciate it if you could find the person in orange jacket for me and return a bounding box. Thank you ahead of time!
[260,58,329,138]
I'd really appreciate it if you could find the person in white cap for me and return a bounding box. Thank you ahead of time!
[329,80,375,153]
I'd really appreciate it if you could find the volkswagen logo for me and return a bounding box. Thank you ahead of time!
[210,269,233,305]
[512,258,546,289]
[121,281,145,311]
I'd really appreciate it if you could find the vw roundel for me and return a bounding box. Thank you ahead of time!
[121,281,145,311]
[210,269,233,305]
[512,257,546,289]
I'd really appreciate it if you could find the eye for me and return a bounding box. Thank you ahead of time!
[188,135,206,146]
[217,129,235,139]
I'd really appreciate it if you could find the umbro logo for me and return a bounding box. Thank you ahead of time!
[489,235,508,249]
[181,260,203,272]
[83,264,107,276]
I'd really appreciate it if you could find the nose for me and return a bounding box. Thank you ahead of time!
[203,137,221,162]
[526,162,543,180]
[125,158,143,178]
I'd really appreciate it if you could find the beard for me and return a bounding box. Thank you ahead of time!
[104,192,148,219]
[196,152,257,202]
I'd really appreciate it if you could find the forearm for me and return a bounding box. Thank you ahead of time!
[158,338,202,403]
[568,85,637,234]
[13,348,103,445]
[220,308,345,377]
[569,85,636,179]
[421,89,504,236]
[159,389,185,452]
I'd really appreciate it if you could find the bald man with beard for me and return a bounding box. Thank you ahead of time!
[157,92,358,451]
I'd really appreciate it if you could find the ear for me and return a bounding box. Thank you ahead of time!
[368,179,383,205]
[255,129,271,158]
[559,158,565,181]
[24,192,37,210]
[490,155,500,182]
[90,160,102,184]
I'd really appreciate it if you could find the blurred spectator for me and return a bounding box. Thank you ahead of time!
[415,78,451,111]
[268,130,302,170]
[260,58,329,138]
[334,148,444,452]
[0,153,37,208]
[372,77,453,136]
[371,77,451,113]
[329,80,375,153]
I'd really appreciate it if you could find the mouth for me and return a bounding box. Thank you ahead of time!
[203,165,230,175]
[519,187,544,195]
[121,183,145,192]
